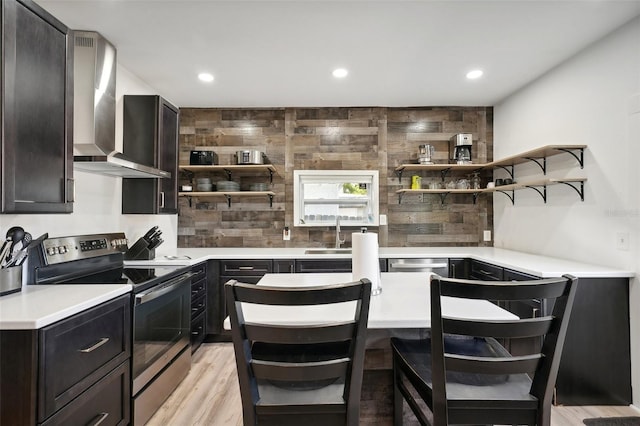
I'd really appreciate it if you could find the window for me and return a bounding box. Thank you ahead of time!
[293,170,379,227]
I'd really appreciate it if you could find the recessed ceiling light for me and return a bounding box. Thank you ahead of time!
[198,73,214,83]
[466,69,483,80]
[332,68,348,78]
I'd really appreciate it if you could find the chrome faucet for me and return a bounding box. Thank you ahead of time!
[335,217,345,249]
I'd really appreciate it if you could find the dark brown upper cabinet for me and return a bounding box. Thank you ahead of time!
[122,95,179,214]
[1,0,74,213]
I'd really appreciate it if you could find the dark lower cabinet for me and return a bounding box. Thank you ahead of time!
[42,360,130,426]
[190,262,207,352]
[1,0,74,213]
[295,258,387,273]
[210,260,272,339]
[448,258,468,278]
[0,295,131,425]
[555,277,631,405]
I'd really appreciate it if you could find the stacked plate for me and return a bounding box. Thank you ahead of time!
[216,180,240,192]
[248,183,269,192]
[196,178,213,192]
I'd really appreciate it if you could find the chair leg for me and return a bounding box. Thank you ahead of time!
[393,363,404,426]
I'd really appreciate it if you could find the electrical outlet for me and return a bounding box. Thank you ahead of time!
[380,214,388,226]
[616,232,629,251]
[283,227,291,241]
[483,230,492,242]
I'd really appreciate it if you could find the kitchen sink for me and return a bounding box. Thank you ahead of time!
[304,248,352,255]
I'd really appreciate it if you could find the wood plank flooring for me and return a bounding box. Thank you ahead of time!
[146,343,640,426]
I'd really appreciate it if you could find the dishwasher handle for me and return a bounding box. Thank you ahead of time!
[389,262,448,270]
[135,271,195,305]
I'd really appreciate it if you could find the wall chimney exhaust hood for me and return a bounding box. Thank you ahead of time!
[72,31,170,179]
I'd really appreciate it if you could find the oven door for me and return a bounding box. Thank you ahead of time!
[132,271,193,395]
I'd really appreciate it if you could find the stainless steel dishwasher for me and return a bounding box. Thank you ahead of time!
[387,258,449,276]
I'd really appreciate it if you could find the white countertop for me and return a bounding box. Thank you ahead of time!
[128,246,634,278]
[0,284,132,330]
[223,272,517,329]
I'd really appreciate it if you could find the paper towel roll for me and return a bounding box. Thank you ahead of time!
[351,231,381,295]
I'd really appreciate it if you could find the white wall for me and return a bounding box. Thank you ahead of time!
[494,17,640,405]
[0,65,178,255]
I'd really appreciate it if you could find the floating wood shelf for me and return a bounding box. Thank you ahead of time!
[179,164,277,183]
[178,191,275,208]
[394,144,586,180]
[396,178,587,205]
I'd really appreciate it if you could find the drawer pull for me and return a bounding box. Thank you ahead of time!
[78,337,109,353]
[86,412,109,426]
[238,266,254,270]
[478,269,494,275]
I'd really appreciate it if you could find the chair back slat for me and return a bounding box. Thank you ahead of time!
[445,353,543,375]
[441,277,570,301]
[245,322,357,344]
[232,282,366,305]
[443,316,553,339]
[252,358,349,382]
[226,278,372,426]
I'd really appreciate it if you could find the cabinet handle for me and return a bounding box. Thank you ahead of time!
[532,307,539,318]
[451,264,456,277]
[290,264,294,273]
[238,266,254,270]
[478,269,493,276]
[78,337,109,353]
[68,178,75,202]
[86,412,109,426]
[160,191,165,208]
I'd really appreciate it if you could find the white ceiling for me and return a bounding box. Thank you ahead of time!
[36,0,640,108]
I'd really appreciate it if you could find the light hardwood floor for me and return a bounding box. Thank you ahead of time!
[146,343,640,426]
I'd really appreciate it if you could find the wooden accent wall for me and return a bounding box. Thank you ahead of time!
[177,107,493,248]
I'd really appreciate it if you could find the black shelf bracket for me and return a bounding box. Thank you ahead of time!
[557,147,585,169]
[558,181,585,201]
[525,185,547,203]
[439,193,449,204]
[524,157,547,174]
[395,168,405,183]
[472,192,480,205]
[398,191,404,204]
[223,169,233,181]
[268,169,274,184]
[495,189,515,205]
[225,194,232,208]
[268,193,274,207]
[182,169,195,182]
[494,165,514,179]
[439,168,453,181]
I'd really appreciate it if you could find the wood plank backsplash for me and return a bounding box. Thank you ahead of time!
[177,107,493,248]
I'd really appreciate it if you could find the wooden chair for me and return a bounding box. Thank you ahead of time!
[391,274,577,426]
[225,278,372,426]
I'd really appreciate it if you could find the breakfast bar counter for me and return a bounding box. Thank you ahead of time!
[223,272,516,330]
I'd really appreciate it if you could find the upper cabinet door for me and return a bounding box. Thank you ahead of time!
[1,0,74,213]
[122,95,179,214]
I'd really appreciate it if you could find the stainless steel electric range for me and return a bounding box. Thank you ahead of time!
[25,233,194,425]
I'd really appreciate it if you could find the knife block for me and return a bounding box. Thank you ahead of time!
[124,238,155,260]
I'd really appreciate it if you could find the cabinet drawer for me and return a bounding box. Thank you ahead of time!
[191,263,207,282]
[191,277,207,300]
[470,260,503,281]
[42,360,130,426]
[39,295,131,421]
[191,313,206,352]
[220,260,272,276]
[503,268,540,281]
[191,294,206,320]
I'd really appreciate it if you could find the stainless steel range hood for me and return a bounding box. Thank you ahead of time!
[72,31,170,179]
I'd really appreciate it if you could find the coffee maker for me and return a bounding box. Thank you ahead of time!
[450,133,473,164]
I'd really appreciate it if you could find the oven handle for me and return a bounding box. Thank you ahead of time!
[135,272,196,305]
